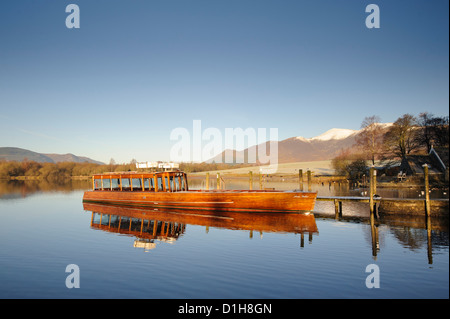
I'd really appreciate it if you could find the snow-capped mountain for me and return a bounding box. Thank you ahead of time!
[207,125,391,164]
[296,128,359,142]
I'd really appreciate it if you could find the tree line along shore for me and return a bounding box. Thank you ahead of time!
[0,160,256,181]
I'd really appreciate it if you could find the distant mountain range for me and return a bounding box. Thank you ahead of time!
[2,124,392,166]
[0,147,104,165]
[207,124,393,164]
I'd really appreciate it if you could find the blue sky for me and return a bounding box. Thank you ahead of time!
[1,0,448,163]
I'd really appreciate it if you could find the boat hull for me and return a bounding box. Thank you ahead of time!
[83,190,317,213]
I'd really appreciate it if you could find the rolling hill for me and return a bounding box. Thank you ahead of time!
[0,147,104,164]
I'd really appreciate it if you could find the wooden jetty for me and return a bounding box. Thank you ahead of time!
[316,165,448,218]
[316,196,449,218]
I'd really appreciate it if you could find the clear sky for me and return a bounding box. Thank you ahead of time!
[1,0,448,164]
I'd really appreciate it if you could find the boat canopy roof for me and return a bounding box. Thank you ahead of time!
[92,171,186,179]
[91,171,188,192]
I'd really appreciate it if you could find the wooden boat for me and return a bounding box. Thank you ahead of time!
[82,171,317,213]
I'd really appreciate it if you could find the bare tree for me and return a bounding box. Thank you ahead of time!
[417,112,434,152]
[417,112,449,151]
[355,115,384,165]
[383,114,420,158]
[109,158,116,171]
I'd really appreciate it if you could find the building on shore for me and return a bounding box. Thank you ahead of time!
[399,147,449,182]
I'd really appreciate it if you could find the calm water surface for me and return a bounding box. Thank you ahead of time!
[0,180,448,299]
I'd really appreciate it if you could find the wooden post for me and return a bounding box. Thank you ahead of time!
[334,199,342,219]
[373,168,377,195]
[423,164,431,216]
[206,172,209,190]
[307,170,312,192]
[369,166,375,215]
[299,169,303,191]
[217,173,220,190]
[334,199,339,218]
[249,171,253,190]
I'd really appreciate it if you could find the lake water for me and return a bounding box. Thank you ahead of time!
[0,179,448,299]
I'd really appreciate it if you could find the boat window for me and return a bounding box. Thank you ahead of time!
[103,178,111,190]
[132,178,141,190]
[174,176,180,191]
[121,178,131,190]
[181,176,187,191]
[149,177,154,191]
[94,179,102,190]
[157,177,164,191]
[170,176,174,192]
[165,176,170,191]
[111,178,120,190]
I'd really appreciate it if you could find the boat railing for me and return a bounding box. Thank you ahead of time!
[91,171,188,193]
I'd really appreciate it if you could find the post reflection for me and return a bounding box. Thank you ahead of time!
[329,210,447,264]
[83,203,319,251]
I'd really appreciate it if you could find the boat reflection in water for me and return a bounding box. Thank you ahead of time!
[83,203,318,251]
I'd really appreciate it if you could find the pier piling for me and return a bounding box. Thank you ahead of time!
[423,164,431,216]
[369,166,377,216]
[334,199,342,218]
[299,169,303,191]
[307,170,312,192]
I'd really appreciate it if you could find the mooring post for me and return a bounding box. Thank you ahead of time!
[334,199,342,218]
[217,173,220,190]
[249,171,253,190]
[423,164,431,216]
[307,170,312,192]
[369,166,375,215]
[334,199,339,216]
[299,169,304,191]
[373,167,377,195]
[206,172,209,190]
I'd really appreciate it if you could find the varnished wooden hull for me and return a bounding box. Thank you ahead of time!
[83,189,317,213]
